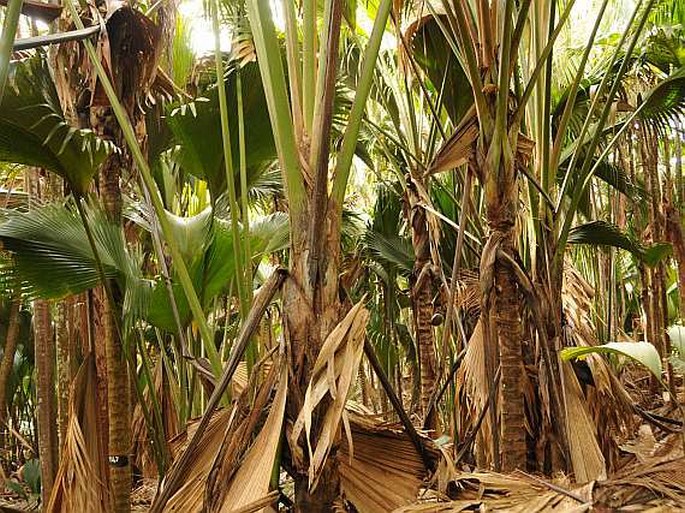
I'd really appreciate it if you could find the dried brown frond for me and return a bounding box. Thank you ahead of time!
[131,358,179,478]
[427,108,478,176]
[290,300,370,489]
[394,470,594,512]
[339,413,429,512]
[45,355,110,513]
[205,359,282,511]
[595,457,685,509]
[563,264,638,470]
[159,357,283,512]
[162,408,234,512]
[560,362,607,483]
[214,365,287,512]
[455,320,494,467]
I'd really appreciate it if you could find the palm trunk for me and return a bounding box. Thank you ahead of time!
[406,178,437,430]
[34,299,59,504]
[666,204,685,320]
[92,108,131,513]
[54,300,71,451]
[494,237,526,471]
[479,128,528,471]
[0,300,21,425]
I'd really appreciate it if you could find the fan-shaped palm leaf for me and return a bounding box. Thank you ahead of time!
[637,65,685,132]
[0,55,112,195]
[0,201,132,299]
[165,62,276,200]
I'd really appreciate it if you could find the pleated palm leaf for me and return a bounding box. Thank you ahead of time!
[0,55,112,196]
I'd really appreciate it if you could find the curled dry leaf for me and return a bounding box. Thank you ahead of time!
[45,354,110,513]
[216,364,288,512]
[290,300,370,489]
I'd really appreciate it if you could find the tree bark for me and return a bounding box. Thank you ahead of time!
[54,300,71,452]
[666,204,685,320]
[34,299,58,504]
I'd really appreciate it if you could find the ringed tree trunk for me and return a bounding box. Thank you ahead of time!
[90,105,131,513]
[405,177,438,430]
[478,132,527,472]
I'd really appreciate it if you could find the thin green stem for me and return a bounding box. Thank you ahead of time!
[212,0,248,321]
[246,0,306,220]
[303,0,317,132]
[331,0,392,208]
[236,69,252,304]
[0,0,23,104]
[553,0,655,276]
[511,0,577,129]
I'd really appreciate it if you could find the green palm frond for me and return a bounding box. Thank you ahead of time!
[146,211,289,332]
[568,220,671,266]
[364,231,414,275]
[637,65,685,132]
[0,55,113,195]
[165,61,276,200]
[0,200,132,299]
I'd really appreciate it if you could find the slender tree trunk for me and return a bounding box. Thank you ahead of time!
[34,299,58,504]
[666,204,685,320]
[54,300,71,451]
[0,300,21,425]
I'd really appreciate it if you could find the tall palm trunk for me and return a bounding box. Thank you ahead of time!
[54,300,71,451]
[91,106,130,513]
[285,211,345,512]
[479,142,527,471]
[34,299,59,504]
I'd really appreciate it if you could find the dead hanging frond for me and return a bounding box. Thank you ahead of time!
[445,269,480,316]
[211,364,287,513]
[45,354,110,513]
[427,107,478,176]
[203,357,282,512]
[455,320,495,467]
[339,413,430,513]
[563,264,638,471]
[290,300,370,490]
[162,409,233,512]
[560,361,607,483]
[161,356,282,513]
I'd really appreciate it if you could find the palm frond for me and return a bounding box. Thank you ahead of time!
[0,55,112,195]
[568,220,671,266]
[637,65,685,133]
[0,200,131,299]
[165,62,276,200]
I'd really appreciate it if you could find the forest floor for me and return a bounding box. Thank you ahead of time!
[1,398,684,511]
